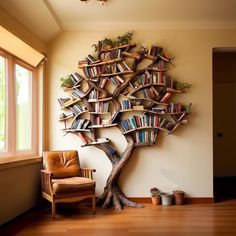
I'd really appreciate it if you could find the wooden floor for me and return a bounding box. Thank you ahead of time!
[1,200,236,236]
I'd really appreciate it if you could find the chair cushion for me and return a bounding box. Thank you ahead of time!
[43,150,80,178]
[52,177,96,194]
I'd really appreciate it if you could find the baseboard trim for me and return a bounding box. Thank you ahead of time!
[128,197,214,204]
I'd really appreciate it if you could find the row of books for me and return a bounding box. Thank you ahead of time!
[89,89,99,101]
[134,130,158,144]
[94,102,109,113]
[143,87,160,99]
[100,49,122,60]
[159,118,175,131]
[69,72,83,84]
[152,103,183,114]
[58,98,72,108]
[99,77,108,88]
[70,104,87,115]
[81,61,131,78]
[148,45,163,57]
[141,88,172,103]
[121,100,132,110]
[130,71,176,90]
[71,88,87,98]
[71,118,90,130]
[92,117,110,126]
[109,75,124,87]
[120,114,160,132]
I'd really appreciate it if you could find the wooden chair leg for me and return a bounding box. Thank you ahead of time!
[52,201,56,220]
[92,197,96,215]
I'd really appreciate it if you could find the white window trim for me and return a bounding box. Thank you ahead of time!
[0,49,38,158]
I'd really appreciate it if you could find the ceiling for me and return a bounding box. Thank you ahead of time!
[0,0,236,43]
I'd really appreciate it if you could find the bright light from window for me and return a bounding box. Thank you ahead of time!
[0,56,6,152]
[15,64,32,150]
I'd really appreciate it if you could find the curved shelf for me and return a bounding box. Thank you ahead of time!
[147,67,168,72]
[135,142,154,147]
[61,128,90,132]
[58,114,75,122]
[166,88,183,93]
[81,138,109,147]
[122,95,168,106]
[60,98,81,109]
[144,53,171,63]
[122,126,159,134]
[100,44,136,53]
[147,111,187,116]
[120,108,144,113]
[129,83,165,95]
[122,51,140,60]
[88,97,113,103]
[63,84,81,91]
[90,112,111,115]
[79,58,123,68]
[89,123,117,129]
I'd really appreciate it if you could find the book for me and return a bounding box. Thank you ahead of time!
[160,92,171,103]
[77,132,88,144]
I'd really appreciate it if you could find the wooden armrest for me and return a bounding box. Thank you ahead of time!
[80,168,96,180]
[40,170,53,195]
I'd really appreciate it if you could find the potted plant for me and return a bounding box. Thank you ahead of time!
[173,190,185,205]
[161,192,173,206]
[60,76,74,89]
[150,187,161,205]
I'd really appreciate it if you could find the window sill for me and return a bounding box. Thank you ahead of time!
[0,156,42,170]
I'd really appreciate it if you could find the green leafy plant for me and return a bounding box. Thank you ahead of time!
[182,103,192,113]
[60,76,74,89]
[150,187,161,197]
[92,31,134,52]
[176,82,191,90]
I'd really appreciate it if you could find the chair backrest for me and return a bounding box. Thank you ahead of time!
[43,150,80,178]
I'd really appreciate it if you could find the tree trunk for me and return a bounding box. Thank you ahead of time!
[95,135,143,210]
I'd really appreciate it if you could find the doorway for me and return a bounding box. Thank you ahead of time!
[213,49,236,202]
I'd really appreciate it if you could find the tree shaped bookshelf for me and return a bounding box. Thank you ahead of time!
[58,33,191,210]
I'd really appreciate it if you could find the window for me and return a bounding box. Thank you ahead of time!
[0,56,6,152]
[0,49,37,158]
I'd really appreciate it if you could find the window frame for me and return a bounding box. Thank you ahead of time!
[0,48,38,158]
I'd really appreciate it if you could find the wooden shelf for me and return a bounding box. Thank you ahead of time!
[89,123,117,129]
[122,51,140,60]
[90,112,111,115]
[88,97,113,103]
[147,67,168,72]
[100,44,136,53]
[78,58,123,68]
[60,98,81,109]
[122,126,159,134]
[135,142,154,147]
[144,53,171,62]
[121,94,168,106]
[63,84,81,91]
[166,88,183,93]
[58,114,75,121]
[81,138,109,147]
[120,109,145,113]
[86,71,133,80]
[61,128,90,132]
[129,83,165,95]
[147,111,187,116]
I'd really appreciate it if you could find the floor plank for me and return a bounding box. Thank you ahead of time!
[1,200,236,235]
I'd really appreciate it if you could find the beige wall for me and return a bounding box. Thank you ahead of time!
[47,29,236,198]
[0,162,42,225]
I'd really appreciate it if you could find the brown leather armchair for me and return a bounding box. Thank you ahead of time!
[41,150,96,219]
